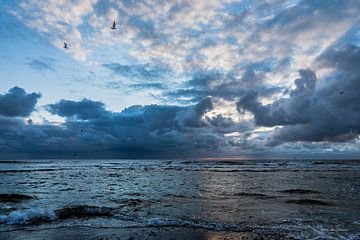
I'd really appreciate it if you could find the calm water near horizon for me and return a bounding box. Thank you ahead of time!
[0,159,359,239]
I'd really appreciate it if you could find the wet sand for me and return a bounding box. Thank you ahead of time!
[0,226,287,240]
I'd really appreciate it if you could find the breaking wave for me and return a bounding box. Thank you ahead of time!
[0,194,35,202]
[55,205,114,219]
[0,205,114,225]
[285,199,334,206]
[0,208,55,225]
[1,206,357,239]
[279,189,320,194]
[0,206,251,233]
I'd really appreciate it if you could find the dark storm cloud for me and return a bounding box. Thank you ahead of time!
[1,95,246,158]
[237,69,316,127]
[46,99,110,120]
[237,40,360,146]
[206,114,234,129]
[0,116,97,157]
[264,0,360,33]
[0,87,40,117]
[165,59,285,103]
[176,96,213,128]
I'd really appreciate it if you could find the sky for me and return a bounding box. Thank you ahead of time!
[0,0,360,159]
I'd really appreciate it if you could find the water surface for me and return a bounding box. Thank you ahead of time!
[0,159,359,239]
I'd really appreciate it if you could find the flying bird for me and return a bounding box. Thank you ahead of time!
[339,91,344,94]
[63,42,68,49]
[111,21,116,30]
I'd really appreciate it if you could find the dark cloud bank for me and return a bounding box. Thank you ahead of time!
[0,89,240,158]
[237,43,360,146]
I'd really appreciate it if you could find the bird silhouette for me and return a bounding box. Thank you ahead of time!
[111,21,116,30]
[63,42,68,49]
[339,91,344,94]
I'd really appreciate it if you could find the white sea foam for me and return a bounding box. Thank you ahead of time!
[0,208,55,225]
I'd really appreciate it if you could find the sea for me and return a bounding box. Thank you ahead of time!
[0,159,359,239]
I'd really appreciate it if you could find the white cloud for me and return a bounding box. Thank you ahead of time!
[16,0,98,61]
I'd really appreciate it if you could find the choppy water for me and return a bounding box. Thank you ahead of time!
[0,159,359,239]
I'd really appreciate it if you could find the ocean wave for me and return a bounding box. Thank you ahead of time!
[2,207,358,239]
[163,193,195,199]
[55,205,114,219]
[227,192,276,199]
[0,205,257,233]
[0,205,114,225]
[0,208,55,225]
[279,189,320,194]
[0,194,35,202]
[0,204,247,231]
[285,199,334,206]
[0,207,276,236]
[110,198,162,212]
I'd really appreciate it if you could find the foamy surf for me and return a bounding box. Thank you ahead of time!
[0,208,55,225]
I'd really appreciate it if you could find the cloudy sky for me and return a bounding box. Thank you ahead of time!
[1,0,360,159]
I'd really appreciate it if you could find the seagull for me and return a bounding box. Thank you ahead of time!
[110,21,116,30]
[63,42,68,49]
[339,91,344,94]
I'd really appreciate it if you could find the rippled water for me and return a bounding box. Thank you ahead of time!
[0,159,359,239]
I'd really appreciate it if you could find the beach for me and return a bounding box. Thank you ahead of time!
[0,226,288,240]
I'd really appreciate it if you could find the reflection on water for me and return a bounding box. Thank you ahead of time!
[0,159,359,239]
